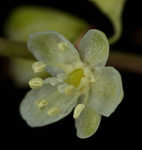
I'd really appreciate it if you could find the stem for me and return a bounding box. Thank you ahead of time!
[0,38,34,59]
[108,51,142,74]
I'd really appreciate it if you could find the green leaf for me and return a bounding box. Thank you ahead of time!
[75,104,101,139]
[89,67,124,117]
[5,6,88,42]
[90,0,126,43]
[28,31,81,75]
[78,29,109,67]
[20,84,79,127]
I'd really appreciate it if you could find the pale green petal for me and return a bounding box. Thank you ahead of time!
[78,29,109,67]
[90,0,126,44]
[28,32,81,75]
[75,105,101,139]
[89,67,124,117]
[20,85,79,127]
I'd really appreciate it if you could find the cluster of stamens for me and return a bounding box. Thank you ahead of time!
[29,60,95,119]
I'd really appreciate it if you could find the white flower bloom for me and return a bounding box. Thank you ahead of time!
[20,29,124,139]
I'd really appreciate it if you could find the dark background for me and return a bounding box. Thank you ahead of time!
[0,0,141,147]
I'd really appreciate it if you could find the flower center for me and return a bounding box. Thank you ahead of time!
[65,68,84,88]
[64,65,95,95]
[29,61,95,96]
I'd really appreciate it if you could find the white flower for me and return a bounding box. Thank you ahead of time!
[20,29,124,139]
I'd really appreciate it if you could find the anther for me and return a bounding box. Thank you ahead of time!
[47,107,60,116]
[29,77,43,89]
[58,42,68,51]
[44,78,59,86]
[32,61,46,73]
[37,99,48,109]
[73,104,85,119]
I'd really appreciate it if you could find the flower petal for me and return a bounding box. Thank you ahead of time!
[27,32,81,75]
[78,29,109,67]
[89,67,124,117]
[20,84,79,127]
[75,105,101,139]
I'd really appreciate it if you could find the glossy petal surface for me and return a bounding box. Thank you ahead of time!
[28,32,81,75]
[89,67,124,116]
[20,85,79,127]
[79,29,109,67]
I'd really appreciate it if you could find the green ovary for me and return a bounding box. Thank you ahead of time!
[65,69,84,88]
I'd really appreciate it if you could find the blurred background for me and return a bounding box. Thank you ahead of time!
[0,0,141,147]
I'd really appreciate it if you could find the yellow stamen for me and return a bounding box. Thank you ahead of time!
[58,42,68,51]
[73,104,85,119]
[47,107,60,116]
[32,61,46,73]
[29,77,43,89]
[37,99,48,109]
